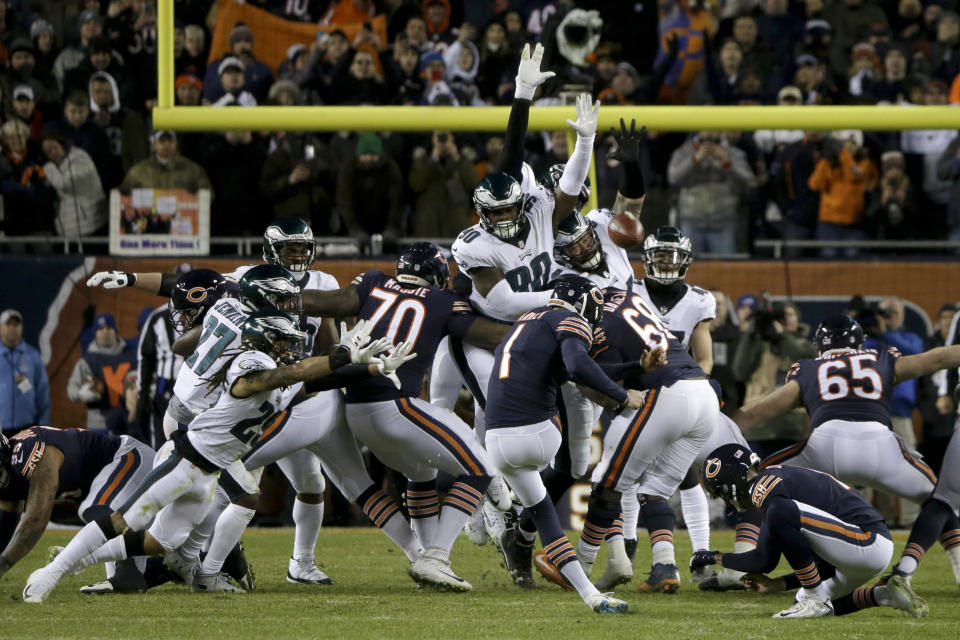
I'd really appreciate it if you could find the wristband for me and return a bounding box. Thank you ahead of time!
[126,272,137,287]
[329,345,351,370]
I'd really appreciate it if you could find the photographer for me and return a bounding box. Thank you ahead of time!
[409,130,477,238]
[732,297,817,459]
[866,150,916,240]
[259,132,336,232]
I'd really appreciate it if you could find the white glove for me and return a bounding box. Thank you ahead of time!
[376,341,417,390]
[566,92,600,140]
[355,336,392,364]
[514,42,555,101]
[338,320,374,363]
[86,270,133,289]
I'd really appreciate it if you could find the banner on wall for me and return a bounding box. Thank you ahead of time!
[109,189,211,256]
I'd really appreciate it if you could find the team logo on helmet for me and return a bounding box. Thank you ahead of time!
[704,457,722,479]
[590,288,604,305]
[186,287,208,303]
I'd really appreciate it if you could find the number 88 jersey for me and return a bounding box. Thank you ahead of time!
[786,347,901,431]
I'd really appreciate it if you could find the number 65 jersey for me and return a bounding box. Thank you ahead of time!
[786,347,901,431]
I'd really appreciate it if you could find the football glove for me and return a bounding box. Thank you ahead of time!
[339,320,379,363]
[566,92,600,140]
[514,42,555,101]
[606,118,646,165]
[86,271,136,289]
[689,550,720,572]
[377,341,417,390]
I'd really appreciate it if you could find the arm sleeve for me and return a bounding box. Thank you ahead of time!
[560,338,628,405]
[484,279,554,321]
[497,99,531,182]
[618,154,645,199]
[558,135,593,197]
[444,297,479,339]
[157,273,178,298]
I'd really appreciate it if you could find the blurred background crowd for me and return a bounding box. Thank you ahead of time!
[3,0,960,256]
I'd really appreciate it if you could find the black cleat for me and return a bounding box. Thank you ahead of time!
[624,538,638,563]
[499,527,536,589]
[222,541,256,591]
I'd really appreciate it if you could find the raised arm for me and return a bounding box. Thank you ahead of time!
[731,380,802,434]
[0,447,63,577]
[498,43,555,181]
[302,286,361,318]
[607,118,647,220]
[553,94,600,230]
[86,271,180,296]
[894,344,960,385]
[231,353,341,398]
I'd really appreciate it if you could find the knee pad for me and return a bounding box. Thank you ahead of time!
[292,470,326,495]
[588,484,621,515]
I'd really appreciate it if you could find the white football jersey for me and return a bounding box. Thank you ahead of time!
[554,208,637,291]
[452,163,558,322]
[172,297,247,415]
[187,349,302,468]
[226,264,340,354]
[633,281,716,349]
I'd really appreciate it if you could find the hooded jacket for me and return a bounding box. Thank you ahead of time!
[43,145,107,237]
[88,71,149,172]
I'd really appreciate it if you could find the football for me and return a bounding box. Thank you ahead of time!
[608,212,645,249]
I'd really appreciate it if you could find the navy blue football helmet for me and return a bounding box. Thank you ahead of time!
[549,275,605,326]
[700,443,761,512]
[814,314,864,355]
[169,269,228,333]
[396,242,450,289]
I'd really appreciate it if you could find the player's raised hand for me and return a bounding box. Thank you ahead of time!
[377,341,418,390]
[514,42,555,100]
[339,319,374,362]
[86,270,134,289]
[355,337,392,363]
[566,93,600,140]
[606,118,646,164]
[641,346,667,371]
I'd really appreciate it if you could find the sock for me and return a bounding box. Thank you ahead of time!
[292,499,324,561]
[895,498,955,575]
[518,523,536,543]
[579,489,622,572]
[76,534,129,572]
[358,485,422,562]
[939,516,960,583]
[406,480,439,549]
[527,495,599,600]
[181,488,229,562]
[833,586,888,615]
[680,485,710,552]
[796,561,824,596]
[200,503,255,575]
[604,515,624,543]
[433,477,489,552]
[642,499,676,566]
[621,491,640,542]
[575,522,605,573]
[49,521,109,575]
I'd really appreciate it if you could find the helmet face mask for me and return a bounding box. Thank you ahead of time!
[169,304,203,333]
[396,242,451,289]
[241,310,307,366]
[473,174,527,242]
[642,227,693,285]
[274,241,315,272]
[555,214,602,271]
[263,217,315,273]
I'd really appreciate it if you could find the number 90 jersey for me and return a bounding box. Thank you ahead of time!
[187,350,301,469]
[786,347,900,431]
[452,164,558,322]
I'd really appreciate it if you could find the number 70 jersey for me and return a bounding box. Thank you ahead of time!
[786,347,901,431]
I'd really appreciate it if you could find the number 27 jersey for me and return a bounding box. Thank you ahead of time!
[787,347,900,430]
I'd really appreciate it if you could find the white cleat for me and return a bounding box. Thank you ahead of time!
[408,548,471,592]
[773,598,834,618]
[887,575,929,618]
[286,557,334,585]
[464,500,489,546]
[191,571,246,593]
[586,592,629,614]
[23,565,63,604]
[486,475,513,511]
[79,580,115,595]
[596,538,634,590]
[163,548,199,587]
[481,500,508,549]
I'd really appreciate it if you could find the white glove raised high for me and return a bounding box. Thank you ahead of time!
[514,42,555,101]
[566,92,600,140]
[376,341,417,390]
[86,271,134,289]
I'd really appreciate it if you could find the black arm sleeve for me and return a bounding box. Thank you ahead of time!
[0,509,21,552]
[157,273,179,298]
[618,157,646,199]
[497,99,531,182]
[302,363,374,393]
[561,339,628,405]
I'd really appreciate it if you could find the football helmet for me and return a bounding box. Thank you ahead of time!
[396,242,450,289]
[814,314,864,355]
[641,226,693,285]
[238,264,302,315]
[168,269,228,333]
[555,212,602,271]
[473,173,527,242]
[241,308,307,366]
[0,433,11,489]
[700,444,761,512]
[549,275,605,326]
[539,164,591,213]
[262,217,316,273]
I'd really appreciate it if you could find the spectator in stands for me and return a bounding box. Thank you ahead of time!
[0,308,49,438]
[30,18,58,82]
[733,14,778,81]
[203,23,274,104]
[105,370,139,438]
[918,302,959,473]
[260,131,336,232]
[758,0,803,72]
[202,130,266,237]
[824,0,889,74]
[864,45,908,102]
[847,41,883,102]
[891,0,924,44]
[533,130,570,176]
[3,38,59,117]
[656,0,716,104]
[443,30,484,106]
[409,130,477,238]
[208,56,257,107]
[754,86,805,158]
[67,313,137,433]
[404,15,430,53]
[327,47,389,104]
[175,71,202,106]
[418,50,461,105]
[40,133,107,237]
[0,119,56,237]
[337,133,404,252]
[667,130,754,253]
[708,288,743,415]
[808,130,877,256]
[52,9,102,92]
[937,130,960,241]
[502,10,527,52]
[64,36,138,109]
[477,18,513,103]
[423,0,454,48]
[181,24,206,75]
[45,89,120,190]
[867,150,916,239]
[89,71,149,175]
[106,0,159,109]
[11,84,42,141]
[689,37,743,105]
[120,130,213,194]
[473,134,503,180]
[793,52,829,102]
[386,39,424,105]
[932,10,960,82]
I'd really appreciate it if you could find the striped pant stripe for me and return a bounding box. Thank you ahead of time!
[600,389,659,489]
[444,482,484,515]
[649,529,673,546]
[94,449,142,506]
[362,490,400,527]
[604,517,624,542]
[396,399,486,476]
[939,529,960,551]
[759,439,808,470]
[544,537,578,570]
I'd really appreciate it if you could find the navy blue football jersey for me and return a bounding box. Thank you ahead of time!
[751,465,889,538]
[593,288,705,390]
[344,270,477,402]
[2,427,121,502]
[787,347,900,430]
[486,307,599,429]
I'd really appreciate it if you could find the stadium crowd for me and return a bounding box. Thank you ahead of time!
[2,0,960,254]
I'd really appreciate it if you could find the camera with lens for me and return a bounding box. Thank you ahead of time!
[819,137,843,165]
[753,299,786,342]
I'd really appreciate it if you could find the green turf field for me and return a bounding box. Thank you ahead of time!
[0,528,956,639]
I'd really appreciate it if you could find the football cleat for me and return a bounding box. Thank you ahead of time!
[698,568,746,591]
[464,501,489,546]
[637,563,681,594]
[624,538,638,563]
[79,580,115,595]
[586,592,629,614]
[163,547,199,587]
[875,569,911,588]
[533,550,574,591]
[595,538,633,590]
[287,557,334,586]
[485,475,513,512]
[499,527,535,589]
[773,597,834,618]
[690,563,717,584]
[223,542,256,591]
[887,574,929,618]
[408,548,472,592]
[23,565,63,603]
[481,499,509,547]
[191,571,246,593]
